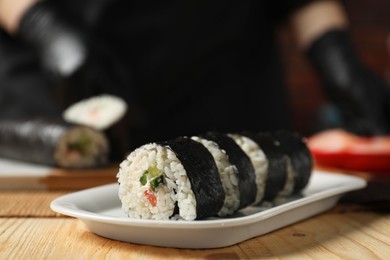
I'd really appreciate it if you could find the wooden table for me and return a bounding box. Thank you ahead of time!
[1,171,389,259]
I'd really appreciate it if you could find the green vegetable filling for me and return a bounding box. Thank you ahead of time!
[67,131,92,155]
[139,165,164,191]
[139,172,148,185]
[151,175,164,191]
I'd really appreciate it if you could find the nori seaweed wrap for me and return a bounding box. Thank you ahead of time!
[273,130,313,194]
[246,132,289,202]
[201,132,257,209]
[163,137,225,219]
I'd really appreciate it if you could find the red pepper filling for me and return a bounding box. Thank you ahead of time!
[144,189,157,207]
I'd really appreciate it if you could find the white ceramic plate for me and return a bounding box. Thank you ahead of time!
[51,170,366,249]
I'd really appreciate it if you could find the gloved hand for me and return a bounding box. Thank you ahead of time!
[307,29,390,136]
[16,1,87,78]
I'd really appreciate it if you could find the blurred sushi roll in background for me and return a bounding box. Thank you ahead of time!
[117,131,313,221]
[63,94,127,131]
[63,94,131,161]
[0,118,109,168]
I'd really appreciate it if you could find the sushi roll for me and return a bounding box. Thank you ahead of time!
[273,130,313,194]
[63,94,131,161]
[241,132,289,202]
[191,136,240,216]
[200,132,257,209]
[117,137,225,220]
[63,94,127,131]
[0,118,109,168]
[117,131,313,220]
[228,133,268,205]
[246,131,313,203]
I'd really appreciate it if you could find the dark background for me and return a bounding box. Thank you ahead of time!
[279,0,390,135]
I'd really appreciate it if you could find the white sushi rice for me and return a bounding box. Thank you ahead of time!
[229,134,268,205]
[63,94,127,131]
[117,143,197,220]
[55,126,109,168]
[191,136,240,216]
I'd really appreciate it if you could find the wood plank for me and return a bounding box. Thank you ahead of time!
[0,191,68,217]
[0,218,243,259]
[244,211,390,259]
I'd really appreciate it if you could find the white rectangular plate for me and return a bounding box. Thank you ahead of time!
[50,170,366,249]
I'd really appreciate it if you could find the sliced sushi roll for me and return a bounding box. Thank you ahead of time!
[118,143,185,220]
[191,136,240,217]
[273,130,313,194]
[117,131,313,220]
[200,132,257,209]
[0,118,109,168]
[243,132,289,203]
[247,131,313,203]
[117,137,225,220]
[228,134,268,205]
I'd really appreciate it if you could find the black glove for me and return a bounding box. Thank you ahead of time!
[15,1,135,102]
[307,29,390,136]
[17,1,87,79]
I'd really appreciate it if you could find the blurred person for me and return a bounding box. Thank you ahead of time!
[0,0,389,151]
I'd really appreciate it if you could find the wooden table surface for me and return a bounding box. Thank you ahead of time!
[1,171,389,259]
